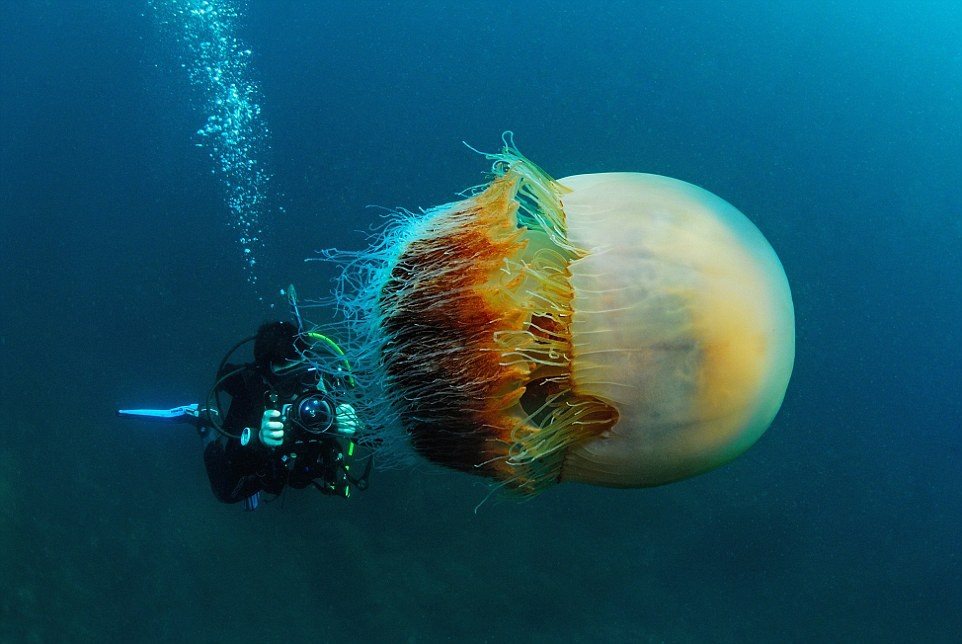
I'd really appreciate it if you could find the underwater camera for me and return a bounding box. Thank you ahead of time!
[280,391,337,440]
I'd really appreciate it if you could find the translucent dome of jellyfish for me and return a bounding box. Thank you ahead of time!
[320,139,794,495]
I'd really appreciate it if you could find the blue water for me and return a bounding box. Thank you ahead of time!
[1,1,959,642]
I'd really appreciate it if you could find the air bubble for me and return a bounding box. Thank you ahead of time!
[150,0,272,289]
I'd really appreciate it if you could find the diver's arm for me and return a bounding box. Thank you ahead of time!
[219,362,254,398]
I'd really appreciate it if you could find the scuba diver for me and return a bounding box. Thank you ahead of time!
[118,293,372,510]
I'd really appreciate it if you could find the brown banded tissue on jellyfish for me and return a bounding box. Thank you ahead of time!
[319,138,795,495]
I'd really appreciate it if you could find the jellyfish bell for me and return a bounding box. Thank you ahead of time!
[556,172,794,487]
[324,143,794,494]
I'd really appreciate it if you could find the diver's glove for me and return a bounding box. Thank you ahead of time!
[335,403,359,436]
[259,409,285,447]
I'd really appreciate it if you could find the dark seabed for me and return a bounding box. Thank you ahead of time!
[1,1,960,642]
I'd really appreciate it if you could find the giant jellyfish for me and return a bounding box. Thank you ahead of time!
[321,141,794,495]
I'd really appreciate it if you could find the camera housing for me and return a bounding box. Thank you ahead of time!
[279,392,338,441]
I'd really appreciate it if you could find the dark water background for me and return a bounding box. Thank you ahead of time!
[1,1,960,642]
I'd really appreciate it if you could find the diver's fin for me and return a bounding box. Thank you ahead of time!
[117,404,203,424]
[287,283,304,330]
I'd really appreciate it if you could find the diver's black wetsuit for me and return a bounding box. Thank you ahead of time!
[203,344,347,504]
